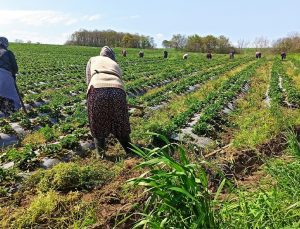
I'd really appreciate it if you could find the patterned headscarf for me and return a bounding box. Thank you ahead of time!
[100,46,116,61]
[0,37,9,49]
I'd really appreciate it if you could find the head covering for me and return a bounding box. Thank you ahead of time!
[100,46,116,61]
[0,37,9,49]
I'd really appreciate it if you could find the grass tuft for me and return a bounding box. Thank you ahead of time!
[27,162,113,192]
[10,190,96,228]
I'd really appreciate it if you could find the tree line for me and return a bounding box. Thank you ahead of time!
[65,29,156,48]
[162,34,234,53]
[65,29,300,54]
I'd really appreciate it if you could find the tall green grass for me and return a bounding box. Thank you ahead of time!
[285,128,300,157]
[127,132,300,228]
[220,129,300,228]
[127,134,225,229]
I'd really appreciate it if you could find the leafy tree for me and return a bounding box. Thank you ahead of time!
[273,33,300,53]
[203,35,218,52]
[162,40,172,48]
[186,34,203,52]
[171,34,187,49]
[185,34,232,53]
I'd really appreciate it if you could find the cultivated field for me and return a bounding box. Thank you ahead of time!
[1,44,300,228]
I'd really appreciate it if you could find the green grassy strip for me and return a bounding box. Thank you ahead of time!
[192,60,263,136]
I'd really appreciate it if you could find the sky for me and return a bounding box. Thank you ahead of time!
[1,0,299,47]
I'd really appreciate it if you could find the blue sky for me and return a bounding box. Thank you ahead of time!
[1,0,299,47]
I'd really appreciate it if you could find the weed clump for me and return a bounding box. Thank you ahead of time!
[11,190,96,228]
[30,162,112,192]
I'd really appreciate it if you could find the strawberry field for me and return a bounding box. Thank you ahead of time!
[1,43,300,228]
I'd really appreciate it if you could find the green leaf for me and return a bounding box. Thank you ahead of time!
[168,187,197,201]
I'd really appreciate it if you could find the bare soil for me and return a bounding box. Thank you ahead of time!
[84,158,146,228]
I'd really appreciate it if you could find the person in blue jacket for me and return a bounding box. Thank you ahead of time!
[0,37,21,116]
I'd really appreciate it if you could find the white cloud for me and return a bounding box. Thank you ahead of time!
[0,10,79,26]
[83,14,101,21]
[0,10,102,27]
[5,30,70,44]
[0,10,103,44]
[120,15,141,20]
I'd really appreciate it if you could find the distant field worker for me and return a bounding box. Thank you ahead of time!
[163,50,168,58]
[229,50,235,59]
[122,49,127,57]
[183,53,188,60]
[86,46,132,159]
[139,50,144,58]
[281,52,286,60]
[0,37,21,116]
[255,51,262,59]
[206,52,212,60]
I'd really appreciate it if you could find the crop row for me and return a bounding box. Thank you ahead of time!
[17,56,221,98]
[134,57,252,106]
[279,62,300,106]
[269,59,284,106]
[9,58,251,135]
[126,57,229,94]
[19,59,231,113]
[282,77,300,107]
[122,58,195,81]
[145,60,261,138]
[269,59,300,107]
[192,60,263,136]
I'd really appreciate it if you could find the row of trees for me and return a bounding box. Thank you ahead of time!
[64,29,300,53]
[162,34,298,53]
[65,29,156,48]
[162,34,234,53]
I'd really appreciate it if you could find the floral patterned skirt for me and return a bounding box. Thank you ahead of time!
[87,87,131,139]
[0,96,16,116]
